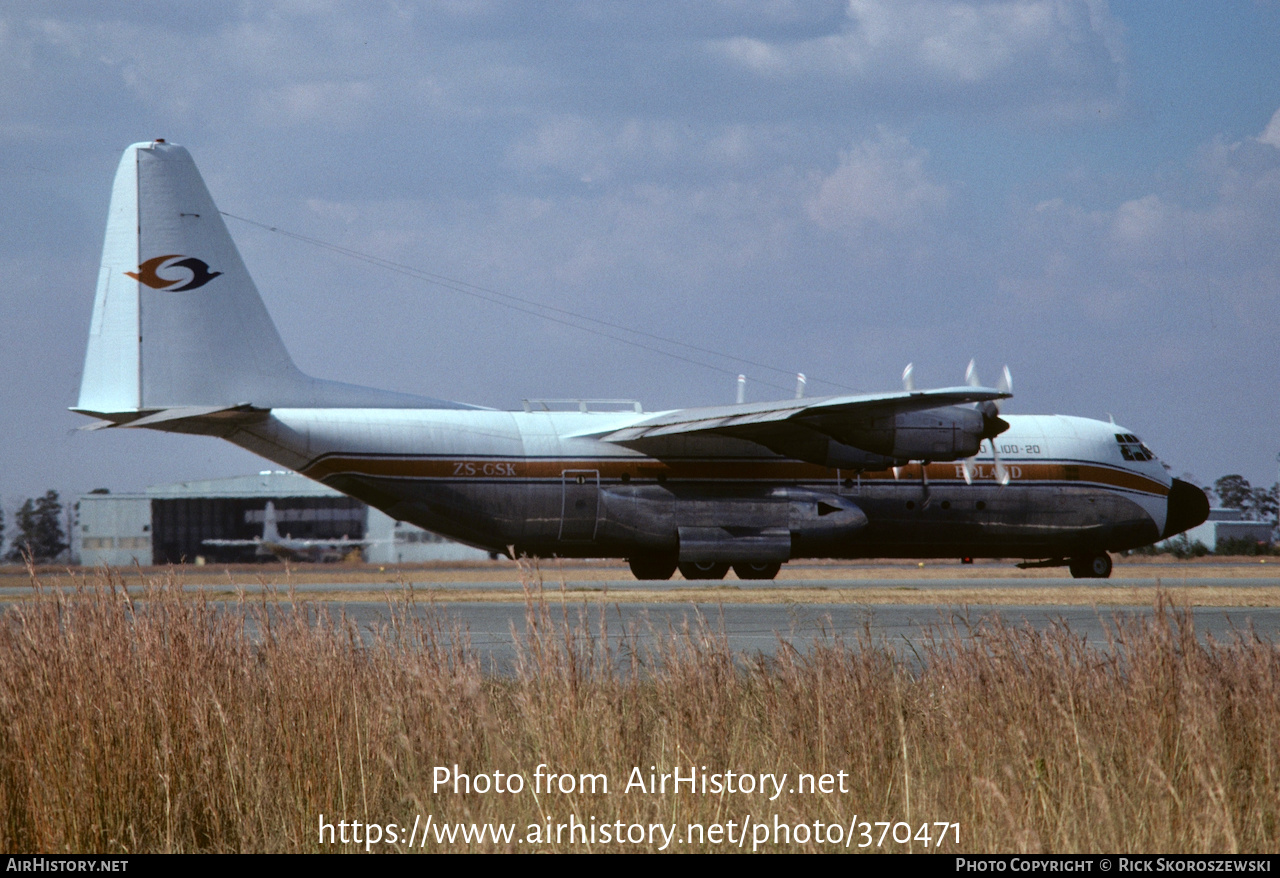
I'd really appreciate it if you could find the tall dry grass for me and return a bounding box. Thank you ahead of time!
[0,564,1277,853]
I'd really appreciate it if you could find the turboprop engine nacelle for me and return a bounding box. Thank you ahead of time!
[820,407,993,462]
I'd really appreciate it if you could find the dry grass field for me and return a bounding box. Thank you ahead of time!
[0,560,1278,853]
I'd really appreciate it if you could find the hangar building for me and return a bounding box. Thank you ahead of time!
[1177,507,1276,553]
[74,471,494,566]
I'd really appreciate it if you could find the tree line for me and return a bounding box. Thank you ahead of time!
[1,490,69,564]
[1206,474,1278,522]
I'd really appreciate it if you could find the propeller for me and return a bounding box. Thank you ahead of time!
[894,370,911,482]
[903,365,935,504]
[964,360,1013,486]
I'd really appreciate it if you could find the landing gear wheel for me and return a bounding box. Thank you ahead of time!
[732,561,782,580]
[678,561,730,580]
[628,555,677,580]
[1068,553,1112,579]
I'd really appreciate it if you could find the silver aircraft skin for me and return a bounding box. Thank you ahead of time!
[73,141,1210,580]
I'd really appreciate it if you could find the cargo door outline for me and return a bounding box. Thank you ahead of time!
[560,469,600,540]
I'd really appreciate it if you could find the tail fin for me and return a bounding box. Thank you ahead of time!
[261,501,281,543]
[77,140,457,416]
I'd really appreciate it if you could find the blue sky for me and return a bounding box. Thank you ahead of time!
[1,1,1278,515]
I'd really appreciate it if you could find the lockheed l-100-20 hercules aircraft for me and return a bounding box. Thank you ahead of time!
[74,141,1209,580]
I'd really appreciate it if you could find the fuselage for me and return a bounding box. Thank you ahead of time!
[223,408,1191,563]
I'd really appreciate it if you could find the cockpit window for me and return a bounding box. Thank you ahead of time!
[1115,433,1155,462]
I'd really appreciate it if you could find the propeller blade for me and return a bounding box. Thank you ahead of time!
[902,362,915,392]
[961,458,974,485]
[968,362,1011,483]
[993,445,1010,486]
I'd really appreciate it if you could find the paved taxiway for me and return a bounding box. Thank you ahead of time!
[5,560,1277,667]
[338,599,1280,670]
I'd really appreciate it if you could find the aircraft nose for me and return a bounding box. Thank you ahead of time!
[1162,478,1210,539]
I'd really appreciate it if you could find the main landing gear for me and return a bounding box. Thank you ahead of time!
[628,555,679,580]
[1068,553,1113,579]
[731,561,783,580]
[678,561,730,580]
[626,557,782,581]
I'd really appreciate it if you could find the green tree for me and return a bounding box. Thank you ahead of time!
[1213,475,1253,513]
[6,490,68,563]
[1254,483,1279,523]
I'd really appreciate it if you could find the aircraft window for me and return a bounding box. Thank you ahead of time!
[1115,434,1153,462]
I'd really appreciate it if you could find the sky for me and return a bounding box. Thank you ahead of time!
[2,0,1278,519]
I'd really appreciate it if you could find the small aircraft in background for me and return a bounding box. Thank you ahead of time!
[74,141,1209,580]
[202,501,369,563]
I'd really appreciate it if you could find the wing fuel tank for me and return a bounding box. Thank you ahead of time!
[591,485,867,562]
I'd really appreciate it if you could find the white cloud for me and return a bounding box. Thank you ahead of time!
[1002,123,1280,343]
[253,80,376,128]
[506,116,777,184]
[1258,106,1280,149]
[806,128,949,233]
[506,116,632,183]
[711,0,1124,110]
[1104,132,1280,271]
[1109,193,1170,260]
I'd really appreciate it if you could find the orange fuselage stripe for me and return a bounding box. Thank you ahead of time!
[302,456,1170,498]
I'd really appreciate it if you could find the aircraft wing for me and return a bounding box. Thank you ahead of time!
[592,386,1009,463]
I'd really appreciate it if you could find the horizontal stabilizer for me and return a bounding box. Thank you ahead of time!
[71,404,269,436]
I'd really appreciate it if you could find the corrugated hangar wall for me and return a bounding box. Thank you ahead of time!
[76,472,492,565]
[150,495,366,564]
